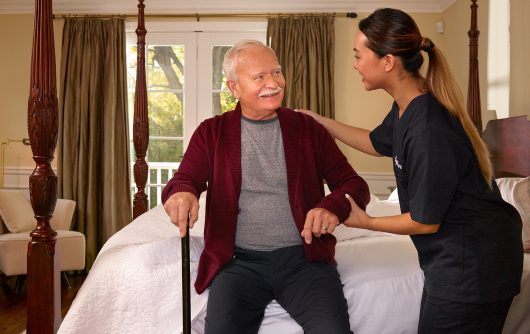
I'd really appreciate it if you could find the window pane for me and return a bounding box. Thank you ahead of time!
[148,92,184,137]
[212,46,231,90]
[147,139,183,163]
[161,169,170,184]
[147,45,185,90]
[129,141,136,163]
[127,45,138,89]
[127,91,135,138]
[150,169,158,184]
[149,187,157,209]
[213,92,237,115]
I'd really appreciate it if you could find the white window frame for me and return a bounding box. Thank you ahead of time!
[126,21,267,208]
[197,31,266,122]
[126,21,266,149]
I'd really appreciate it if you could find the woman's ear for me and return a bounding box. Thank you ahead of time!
[383,54,395,72]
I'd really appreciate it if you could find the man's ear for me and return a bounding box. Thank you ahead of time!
[227,80,240,99]
[383,54,395,72]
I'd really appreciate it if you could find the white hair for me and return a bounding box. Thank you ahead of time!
[222,40,277,81]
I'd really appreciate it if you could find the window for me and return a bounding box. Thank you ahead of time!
[126,22,266,208]
[211,45,236,114]
[487,0,510,118]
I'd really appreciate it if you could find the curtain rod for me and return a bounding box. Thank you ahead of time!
[53,12,357,20]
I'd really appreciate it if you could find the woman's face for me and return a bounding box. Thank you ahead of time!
[353,32,387,91]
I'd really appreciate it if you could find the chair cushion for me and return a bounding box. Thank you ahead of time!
[0,190,35,233]
[0,230,86,276]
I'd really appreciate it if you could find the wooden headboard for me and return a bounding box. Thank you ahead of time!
[482,116,530,178]
[465,0,529,179]
[23,0,527,332]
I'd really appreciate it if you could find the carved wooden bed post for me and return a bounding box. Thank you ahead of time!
[26,0,62,332]
[133,0,149,219]
[468,0,482,132]
[128,2,191,331]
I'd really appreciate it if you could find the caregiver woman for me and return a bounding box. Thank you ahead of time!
[298,8,523,334]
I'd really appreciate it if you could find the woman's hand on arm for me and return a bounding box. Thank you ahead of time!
[344,195,440,235]
[296,109,382,157]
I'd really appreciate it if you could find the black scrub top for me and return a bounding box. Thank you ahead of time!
[370,93,523,303]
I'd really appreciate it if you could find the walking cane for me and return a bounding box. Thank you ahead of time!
[182,214,191,334]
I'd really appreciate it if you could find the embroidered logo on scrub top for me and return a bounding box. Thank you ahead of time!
[394,156,403,170]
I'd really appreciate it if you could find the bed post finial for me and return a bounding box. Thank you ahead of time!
[26,0,62,332]
[468,0,482,132]
[133,0,149,219]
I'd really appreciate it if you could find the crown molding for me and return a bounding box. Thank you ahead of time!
[0,0,457,15]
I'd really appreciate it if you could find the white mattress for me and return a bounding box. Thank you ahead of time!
[58,204,530,334]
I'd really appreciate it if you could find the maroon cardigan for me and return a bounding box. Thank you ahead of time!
[162,104,370,293]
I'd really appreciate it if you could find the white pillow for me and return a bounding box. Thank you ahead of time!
[0,189,36,233]
[366,198,402,217]
[334,194,397,241]
[496,177,523,203]
[514,178,530,252]
[496,177,530,252]
[388,188,399,202]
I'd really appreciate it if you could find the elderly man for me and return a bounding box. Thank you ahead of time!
[162,39,370,334]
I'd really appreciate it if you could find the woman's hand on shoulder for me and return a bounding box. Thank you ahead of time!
[295,108,322,123]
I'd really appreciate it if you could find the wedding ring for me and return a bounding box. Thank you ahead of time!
[321,226,328,231]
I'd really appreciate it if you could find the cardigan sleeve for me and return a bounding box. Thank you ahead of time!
[313,120,370,222]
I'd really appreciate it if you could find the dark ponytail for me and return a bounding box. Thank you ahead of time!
[359,8,493,186]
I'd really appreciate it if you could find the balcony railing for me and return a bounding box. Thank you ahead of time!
[131,162,179,209]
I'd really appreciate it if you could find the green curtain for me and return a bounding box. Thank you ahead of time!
[267,15,335,118]
[58,18,131,270]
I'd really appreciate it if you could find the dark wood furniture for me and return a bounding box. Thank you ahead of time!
[25,1,149,333]
[482,116,530,178]
[26,1,61,333]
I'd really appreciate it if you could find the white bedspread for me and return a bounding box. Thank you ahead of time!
[59,205,207,334]
[58,204,530,334]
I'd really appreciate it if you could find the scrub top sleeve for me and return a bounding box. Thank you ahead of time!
[369,107,396,157]
[406,130,472,225]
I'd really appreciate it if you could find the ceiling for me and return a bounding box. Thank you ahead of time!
[0,0,457,15]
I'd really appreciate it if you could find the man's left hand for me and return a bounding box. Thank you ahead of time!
[301,208,340,244]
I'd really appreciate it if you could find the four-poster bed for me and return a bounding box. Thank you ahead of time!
[25,0,529,333]
[26,0,61,333]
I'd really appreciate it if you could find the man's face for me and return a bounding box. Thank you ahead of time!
[228,46,285,118]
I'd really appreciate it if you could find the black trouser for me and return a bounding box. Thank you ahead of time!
[418,289,513,334]
[205,245,352,334]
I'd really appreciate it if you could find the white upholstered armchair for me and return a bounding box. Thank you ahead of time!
[0,189,85,291]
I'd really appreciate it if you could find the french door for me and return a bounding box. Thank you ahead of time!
[126,22,266,207]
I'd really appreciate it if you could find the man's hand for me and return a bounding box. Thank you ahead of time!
[301,208,340,244]
[163,192,199,237]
